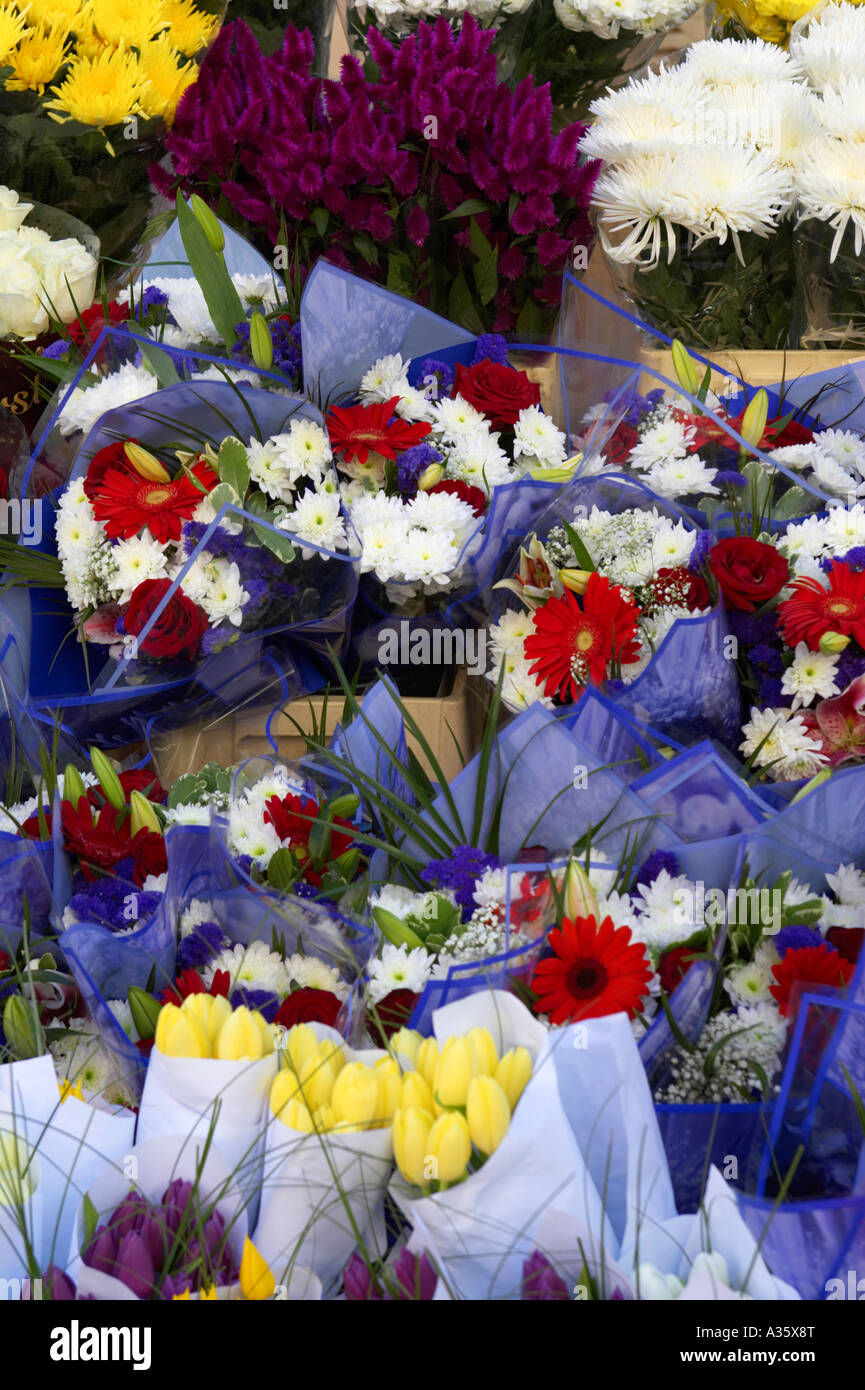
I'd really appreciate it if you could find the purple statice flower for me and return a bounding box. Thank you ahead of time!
[836,649,865,688]
[775,925,829,954]
[68,876,160,932]
[293,880,319,899]
[728,609,779,646]
[688,530,712,573]
[521,1250,570,1300]
[396,442,443,498]
[200,627,231,657]
[602,384,665,428]
[40,337,70,360]
[176,921,227,973]
[758,675,790,707]
[834,546,865,573]
[409,357,454,396]
[632,849,680,892]
[230,987,280,1022]
[421,845,500,917]
[136,285,169,316]
[473,333,509,366]
[714,470,747,487]
[232,316,302,386]
[749,643,784,675]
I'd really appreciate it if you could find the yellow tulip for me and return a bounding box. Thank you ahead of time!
[416,1038,440,1090]
[295,1052,339,1112]
[215,1006,273,1061]
[426,1112,472,1184]
[465,1027,498,1075]
[274,1096,315,1133]
[494,1047,533,1110]
[270,1068,300,1118]
[155,1002,210,1058]
[401,1070,435,1113]
[181,992,232,1050]
[393,1107,434,1186]
[282,1023,321,1075]
[374,1058,401,1123]
[466,1075,511,1156]
[433,1036,479,1110]
[239,1238,275,1301]
[390,1027,423,1067]
[331,1062,380,1128]
[317,1038,346,1073]
[313,1103,336,1132]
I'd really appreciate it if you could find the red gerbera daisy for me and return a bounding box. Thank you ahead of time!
[61,797,135,878]
[89,458,218,543]
[263,793,356,887]
[530,914,652,1025]
[770,944,852,1017]
[777,562,865,652]
[523,572,642,704]
[325,398,432,465]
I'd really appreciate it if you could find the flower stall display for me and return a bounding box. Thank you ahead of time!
[155,18,599,337]
[0,0,220,261]
[349,0,702,121]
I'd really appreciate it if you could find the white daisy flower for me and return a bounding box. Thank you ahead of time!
[780,643,840,710]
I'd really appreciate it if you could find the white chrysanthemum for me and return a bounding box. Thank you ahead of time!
[50,1028,116,1100]
[473,866,509,909]
[813,78,865,143]
[646,455,719,498]
[650,519,698,571]
[778,513,829,565]
[370,884,427,917]
[629,413,694,469]
[270,419,332,477]
[554,0,698,40]
[200,558,249,627]
[55,488,101,566]
[164,802,212,828]
[595,145,794,268]
[397,527,461,587]
[286,953,345,994]
[162,277,219,341]
[781,642,840,710]
[280,488,346,558]
[684,36,805,89]
[597,889,637,935]
[582,72,708,164]
[446,427,513,491]
[725,959,775,1007]
[233,273,281,313]
[359,353,408,400]
[227,801,283,866]
[106,998,137,1040]
[353,516,408,581]
[513,405,568,468]
[247,436,296,502]
[58,363,156,438]
[190,365,261,388]
[827,861,865,906]
[633,870,702,949]
[179,898,217,936]
[488,607,536,660]
[367,942,434,1003]
[405,488,477,537]
[796,136,865,260]
[740,706,828,780]
[811,445,865,499]
[790,1,865,88]
[726,83,820,169]
[818,431,865,479]
[110,530,168,604]
[205,941,292,996]
[734,1001,788,1054]
[431,394,488,439]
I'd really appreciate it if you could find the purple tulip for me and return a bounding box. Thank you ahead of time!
[521,1251,570,1301]
[109,1193,150,1242]
[387,1249,438,1301]
[83,1225,118,1275]
[343,1252,382,1301]
[114,1231,155,1299]
[43,1266,77,1301]
[136,1213,167,1272]
[161,1179,194,1234]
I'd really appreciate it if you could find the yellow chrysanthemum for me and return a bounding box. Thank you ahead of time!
[157,0,217,57]
[5,22,71,93]
[0,3,31,62]
[87,0,169,49]
[45,48,144,128]
[25,0,86,31]
[136,32,196,122]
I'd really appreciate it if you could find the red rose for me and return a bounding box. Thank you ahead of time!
[826,927,864,964]
[66,300,130,357]
[452,359,541,429]
[119,768,166,803]
[0,950,9,972]
[649,567,711,612]
[125,579,208,662]
[275,988,342,1031]
[428,479,487,517]
[602,422,638,467]
[369,989,419,1042]
[708,538,789,612]
[83,439,139,503]
[131,829,167,886]
[658,946,696,995]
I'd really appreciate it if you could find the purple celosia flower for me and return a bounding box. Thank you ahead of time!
[420,845,500,916]
[521,1250,570,1300]
[396,442,443,498]
[775,925,830,953]
[633,849,680,891]
[176,920,227,973]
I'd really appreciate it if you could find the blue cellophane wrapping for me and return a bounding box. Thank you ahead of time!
[15,365,359,753]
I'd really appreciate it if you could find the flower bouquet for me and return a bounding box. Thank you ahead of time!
[2,376,358,752]
[485,473,741,742]
[155,17,599,337]
[0,0,220,262]
[347,0,702,122]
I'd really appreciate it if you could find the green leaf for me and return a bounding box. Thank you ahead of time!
[441,199,489,221]
[121,322,179,387]
[773,486,811,521]
[268,847,298,892]
[469,217,498,308]
[352,233,380,267]
[207,481,241,518]
[246,492,297,563]
[562,518,595,572]
[311,206,329,238]
[447,270,485,336]
[385,250,416,299]
[83,1193,99,1248]
[175,193,245,349]
[218,436,250,500]
[515,296,543,339]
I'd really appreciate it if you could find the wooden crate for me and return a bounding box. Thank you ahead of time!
[638,347,865,396]
[149,667,478,787]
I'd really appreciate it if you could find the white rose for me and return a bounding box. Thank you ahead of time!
[0,186,34,233]
[0,235,47,338]
[30,236,98,325]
